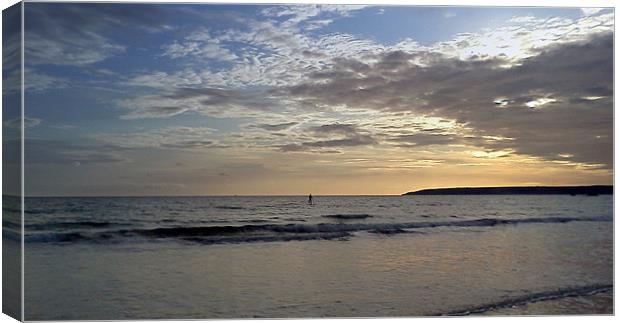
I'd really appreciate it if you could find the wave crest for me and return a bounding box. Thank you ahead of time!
[24,215,610,245]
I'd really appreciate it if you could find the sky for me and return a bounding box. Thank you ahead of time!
[3,2,614,196]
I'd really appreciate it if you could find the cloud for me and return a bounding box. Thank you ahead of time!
[305,136,375,148]
[114,6,613,172]
[125,70,204,89]
[25,4,125,65]
[119,106,190,120]
[25,5,609,170]
[118,87,281,119]
[309,123,361,137]
[161,28,237,61]
[160,140,230,149]
[389,133,458,148]
[90,126,226,150]
[252,122,298,131]
[24,3,178,66]
[48,124,77,130]
[4,117,42,128]
[26,32,124,66]
[261,4,366,30]
[277,33,613,168]
[5,139,129,166]
[127,5,612,98]
[278,123,376,153]
[3,67,72,93]
[137,6,378,90]
[581,8,605,16]
[434,11,613,61]
[2,4,21,72]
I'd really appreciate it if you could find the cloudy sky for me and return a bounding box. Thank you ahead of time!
[7,3,613,196]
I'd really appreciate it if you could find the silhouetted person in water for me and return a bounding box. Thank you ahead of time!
[308,193,313,205]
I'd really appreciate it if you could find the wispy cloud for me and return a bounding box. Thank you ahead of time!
[12,139,130,166]
[90,126,225,150]
[25,4,177,66]
[4,117,42,128]
[118,87,283,119]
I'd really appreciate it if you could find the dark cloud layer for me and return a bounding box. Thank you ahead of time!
[278,32,613,168]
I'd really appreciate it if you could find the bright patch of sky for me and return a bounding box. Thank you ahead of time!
[325,6,583,44]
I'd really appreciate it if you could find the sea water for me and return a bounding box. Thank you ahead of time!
[11,195,613,319]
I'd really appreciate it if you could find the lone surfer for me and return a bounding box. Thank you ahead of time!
[308,193,313,205]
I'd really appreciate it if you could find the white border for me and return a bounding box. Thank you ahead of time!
[0,1,616,323]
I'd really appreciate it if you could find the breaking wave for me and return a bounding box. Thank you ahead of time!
[23,215,611,245]
[214,205,246,210]
[26,221,119,230]
[322,214,372,219]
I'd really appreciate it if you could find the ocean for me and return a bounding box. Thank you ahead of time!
[9,195,613,319]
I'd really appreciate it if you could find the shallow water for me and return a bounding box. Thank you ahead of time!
[19,195,613,319]
[481,290,613,316]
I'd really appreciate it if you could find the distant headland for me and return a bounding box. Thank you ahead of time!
[402,185,613,196]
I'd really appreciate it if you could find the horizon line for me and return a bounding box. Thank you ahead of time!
[4,184,613,198]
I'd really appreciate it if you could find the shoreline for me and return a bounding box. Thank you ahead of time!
[440,285,613,316]
[480,289,613,316]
